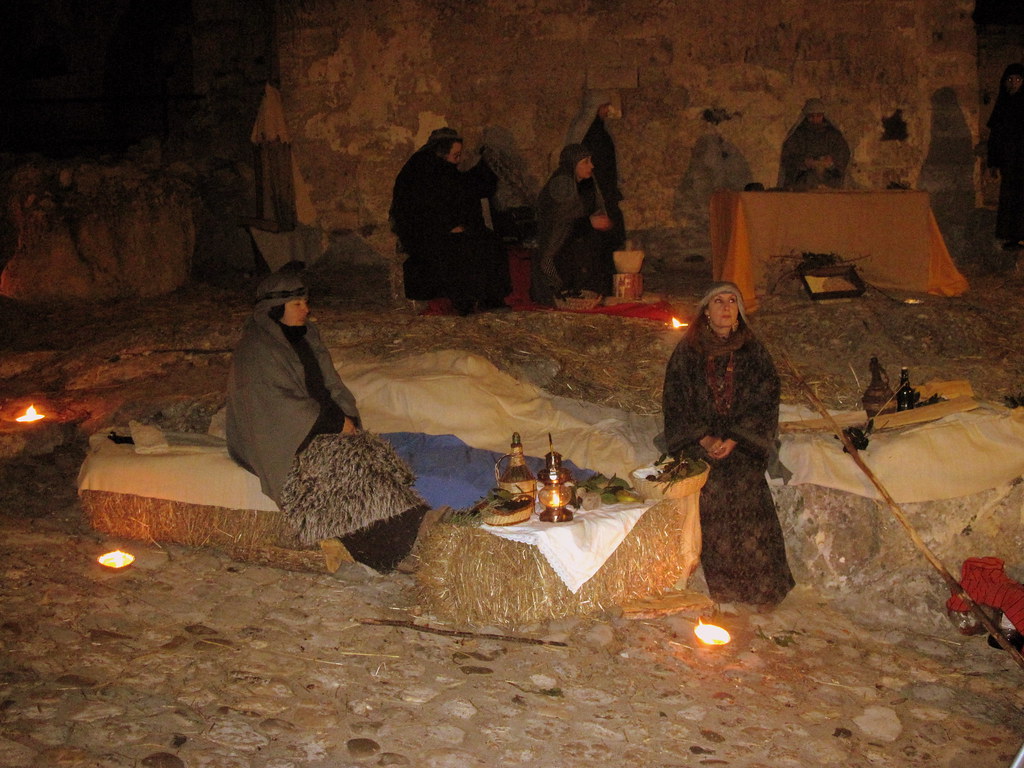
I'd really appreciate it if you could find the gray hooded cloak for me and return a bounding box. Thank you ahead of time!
[226,272,359,504]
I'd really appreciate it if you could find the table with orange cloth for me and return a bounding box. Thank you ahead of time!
[709,190,969,311]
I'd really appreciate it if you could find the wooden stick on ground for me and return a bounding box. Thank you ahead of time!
[780,352,1024,672]
[357,617,568,647]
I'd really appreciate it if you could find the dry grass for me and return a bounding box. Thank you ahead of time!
[81,490,327,572]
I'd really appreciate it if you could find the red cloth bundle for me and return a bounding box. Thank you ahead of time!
[946,556,1024,632]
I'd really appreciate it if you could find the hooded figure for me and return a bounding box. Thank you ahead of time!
[987,63,1024,248]
[778,98,851,190]
[566,89,626,258]
[226,272,359,503]
[532,143,612,305]
[390,128,509,311]
[660,282,794,608]
[226,271,426,571]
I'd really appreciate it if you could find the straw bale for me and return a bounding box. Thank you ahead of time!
[415,497,701,628]
[81,490,328,572]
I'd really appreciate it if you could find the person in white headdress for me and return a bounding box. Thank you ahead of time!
[778,98,850,190]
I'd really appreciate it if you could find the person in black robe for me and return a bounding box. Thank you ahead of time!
[390,130,510,313]
[660,282,794,608]
[987,63,1024,250]
[532,143,613,305]
[567,92,626,257]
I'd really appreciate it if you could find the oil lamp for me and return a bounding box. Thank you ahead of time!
[537,435,574,523]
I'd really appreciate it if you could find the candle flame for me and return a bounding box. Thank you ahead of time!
[98,550,135,568]
[694,619,731,645]
[15,405,45,422]
[670,317,688,329]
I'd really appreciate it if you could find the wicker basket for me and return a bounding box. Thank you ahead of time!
[555,290,603,311]
[479,498,534,526]
[632,464,710,500]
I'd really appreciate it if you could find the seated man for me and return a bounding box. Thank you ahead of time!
[390,129,510,314]
[779,98,851,191]
[531,143,614,306]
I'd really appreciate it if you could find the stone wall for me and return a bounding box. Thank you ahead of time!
[773,479,1024,631]
[276,0,980,270]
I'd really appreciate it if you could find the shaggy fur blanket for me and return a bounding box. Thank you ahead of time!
[280,431,426,545]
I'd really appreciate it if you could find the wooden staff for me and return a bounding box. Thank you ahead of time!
[780,352,1024,671]
[357,617,568,648]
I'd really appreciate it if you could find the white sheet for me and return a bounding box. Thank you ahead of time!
[77,433,279,512]
[483,501,654,593]
[77,351,1024,518]
[779,406,1024,503]
[338,350,661,483]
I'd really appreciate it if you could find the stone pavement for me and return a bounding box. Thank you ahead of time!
[1,513,1023,768]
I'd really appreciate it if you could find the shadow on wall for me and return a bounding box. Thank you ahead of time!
[917,87,976,268]
[672,132,753,247]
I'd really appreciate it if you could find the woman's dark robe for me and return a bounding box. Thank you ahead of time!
[662,328,794,606]
[988,64,1024,243]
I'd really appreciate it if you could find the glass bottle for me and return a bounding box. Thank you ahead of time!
[895,367,915,412]
[495,432,536,502]
[861,356,895,417]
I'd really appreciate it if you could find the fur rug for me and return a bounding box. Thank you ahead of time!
[281,431,426,545]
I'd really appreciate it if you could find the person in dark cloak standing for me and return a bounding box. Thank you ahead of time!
[779,98,851,191]
[566,91,626,257]
[532,143,614,305]
[986,63,1024,250]
[390,129,510,313]
[660,282,795,608]
[226,271,430,571]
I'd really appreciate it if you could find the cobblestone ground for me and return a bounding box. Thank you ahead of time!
[2,512,1022,768]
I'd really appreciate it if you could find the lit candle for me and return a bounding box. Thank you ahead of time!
[694,618,731,646]
[15,405,45,422]
[97,550,135,569]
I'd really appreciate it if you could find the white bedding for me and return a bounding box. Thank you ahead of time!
[77,351,1024,516]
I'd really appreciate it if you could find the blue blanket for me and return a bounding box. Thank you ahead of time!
[383,432,595,510]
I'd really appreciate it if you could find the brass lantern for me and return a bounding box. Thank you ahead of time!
[537,436,574,523]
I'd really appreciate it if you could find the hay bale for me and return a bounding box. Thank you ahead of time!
[81,490,332,572]
[415,493,704,628]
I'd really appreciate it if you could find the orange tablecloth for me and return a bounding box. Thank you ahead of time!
[710,190,969,311]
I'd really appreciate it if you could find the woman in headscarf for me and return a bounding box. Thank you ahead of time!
[987,63,1024,250]
[226,271,428,571]
[779,98,850,191]
[660,282,794,608]
[532,143,613,305]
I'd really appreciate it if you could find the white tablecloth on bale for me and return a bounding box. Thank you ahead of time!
[778,406,1024,503]
[482,501,655,593]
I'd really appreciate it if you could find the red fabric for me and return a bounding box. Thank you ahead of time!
[416,245,685,324]
[947,556,1024,632]
[506,247,534,308]
[419,298,457,316]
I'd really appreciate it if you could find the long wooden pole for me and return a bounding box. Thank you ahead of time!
[780,353,1024,671]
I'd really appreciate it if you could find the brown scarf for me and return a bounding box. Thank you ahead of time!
[694,320,751,415]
